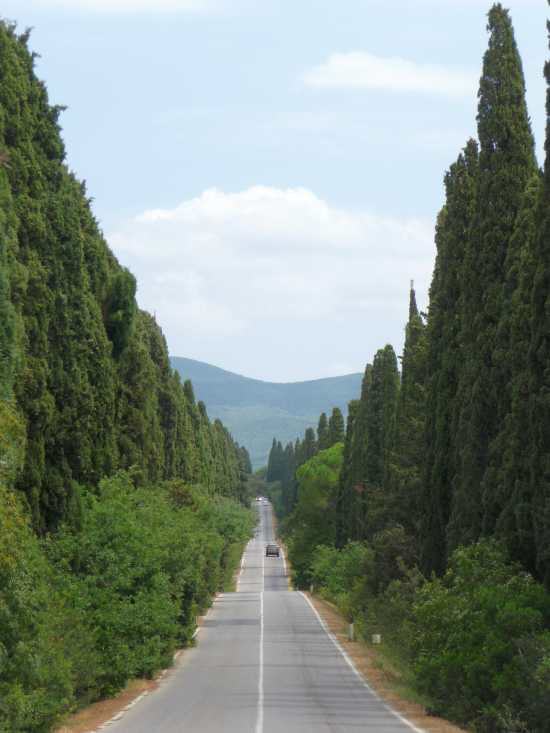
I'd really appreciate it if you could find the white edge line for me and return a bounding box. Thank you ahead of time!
[255,516,265,733]
[280,545,288,579]
[91,691,150,732]
[299,592,427,733]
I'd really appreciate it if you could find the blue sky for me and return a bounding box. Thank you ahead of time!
[4,0,548,381]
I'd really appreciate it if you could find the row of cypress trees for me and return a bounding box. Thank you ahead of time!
[270,3,550,587]
[0,21,251,531]
[266,407,345,514]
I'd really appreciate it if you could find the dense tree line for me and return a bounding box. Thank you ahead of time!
[272,3,550,589]
[267,6,550,729]
[0,21,255,731]
[266,407,344,515]
[0,21,251,534]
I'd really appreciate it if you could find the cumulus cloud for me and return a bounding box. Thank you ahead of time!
[108,186,435,378]
[303,52,477,97]
[34,0,210,12]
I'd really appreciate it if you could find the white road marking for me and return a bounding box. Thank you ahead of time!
[255,515,265,733]
[236,550,247,592]
[280,545,288,580]
[299,592,427,733]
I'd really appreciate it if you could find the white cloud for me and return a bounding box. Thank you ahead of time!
[109,187,435,361]
[34,0,211,12]
[303,52,477,97]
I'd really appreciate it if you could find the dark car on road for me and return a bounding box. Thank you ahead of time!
[265,544,280,557]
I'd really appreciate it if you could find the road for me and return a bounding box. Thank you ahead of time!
[107,501,422,732]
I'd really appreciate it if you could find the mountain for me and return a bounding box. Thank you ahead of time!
[170,357,363,468]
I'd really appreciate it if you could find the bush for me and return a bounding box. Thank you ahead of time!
[310,542,374,619]
[0,473,254,731]
[411,540,550,731]
[0,484,73,733]
[285,444,343,588]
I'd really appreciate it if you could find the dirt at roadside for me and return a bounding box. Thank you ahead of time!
[305,593,468,733]
[55,678,158,733]
[54,642,190,732]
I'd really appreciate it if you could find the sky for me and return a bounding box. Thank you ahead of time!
[3,0,548,381]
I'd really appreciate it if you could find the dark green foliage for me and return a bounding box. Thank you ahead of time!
[0,166,18,401]
[104,268,136,358]
[317,412,329,450]
[509,20,550,587]
[268,7,550,729]
[0,21,247,532]
[284,444,343,588]
[412,541,550,732]
[449,4,537,554]
[363,345,399,492]
[0,474,254,731]
[335,399,361,546]
[482,174,542,573]
[421,141,479,575]
[0,484,72,732]
[266,438,284,483]
[300,427,318,465]
[386,287,427,538]
[327,407,345,446]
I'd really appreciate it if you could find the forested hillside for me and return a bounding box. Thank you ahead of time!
[0,21,253,731]
[266,6,550,731]
[171,356,362,468]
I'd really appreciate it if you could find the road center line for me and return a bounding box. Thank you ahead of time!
[255,517,265,733]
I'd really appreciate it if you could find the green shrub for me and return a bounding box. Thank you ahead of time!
[310,542,374,619]
[0,484,73,732]
[411,540,550,731]
[0,472,254,730]
[285,444,343,588]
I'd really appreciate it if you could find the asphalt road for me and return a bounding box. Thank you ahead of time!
[107,501,422,733]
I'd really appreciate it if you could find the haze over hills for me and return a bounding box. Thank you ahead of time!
[170,357,363,468]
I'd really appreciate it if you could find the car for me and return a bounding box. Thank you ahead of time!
[265,544,280,557]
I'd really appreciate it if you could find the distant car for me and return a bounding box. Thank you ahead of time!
[265,544,280,557]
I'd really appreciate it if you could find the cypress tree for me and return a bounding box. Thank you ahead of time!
[335,399,360,546]
[448,4,536,553]
[363,345,399,491]
[482,173,542,572]
[522,21,550,585]
[266,438,277,482]
[0,164,17,399]
[327,407,345,446]
[301,428,318,464]
[387,285,427,537]
[420,141,479,575]
[317,412,329,450]
[0,22,249,526]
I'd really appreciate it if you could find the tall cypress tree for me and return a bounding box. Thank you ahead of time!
[387,285,427,537]
[420,141,479,575]
[522,21,550,586]
[336,399,360,547]
[0,164,17,400]
[0,22,249,526]
[364,345,399,491]
[337,365,373,543]
[448,4,536,553]
[328,407,345,446]
[317,412,329,450]
[482,173,542,572]
[266,438,277,482]
[301,428,318,464]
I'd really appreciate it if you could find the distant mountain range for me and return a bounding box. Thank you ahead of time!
[170,357,363,469]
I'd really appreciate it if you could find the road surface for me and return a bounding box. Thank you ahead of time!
[107,500,421,732]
